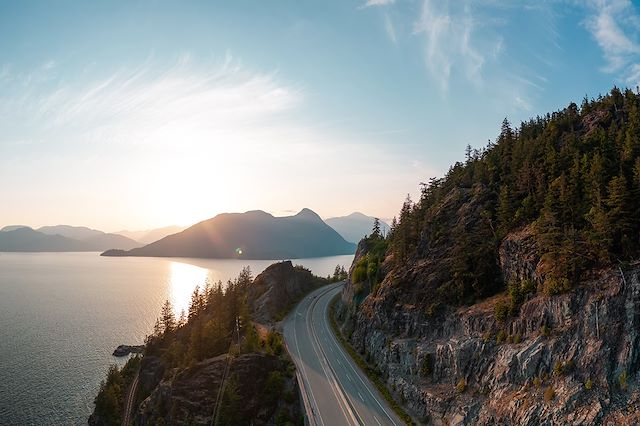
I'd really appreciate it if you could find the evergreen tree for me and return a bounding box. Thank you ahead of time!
[371,218,382,239]
[606,175,634,257]
[160,300,176,335]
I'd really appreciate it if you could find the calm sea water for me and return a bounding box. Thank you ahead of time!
[0,252,353,425]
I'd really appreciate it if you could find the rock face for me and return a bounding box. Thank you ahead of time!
[112,345,144,357]
[249,260,323,323]
[338,226,640,424]
[135,353,300,425]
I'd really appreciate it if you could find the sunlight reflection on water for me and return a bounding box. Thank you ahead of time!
[169,261,208,317]
[0,253,355,425]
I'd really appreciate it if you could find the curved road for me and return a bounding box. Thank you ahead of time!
[283,283,403,426]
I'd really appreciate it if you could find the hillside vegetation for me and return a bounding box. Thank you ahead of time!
[386,87,640,305]
[91,267,308,426]
[336,87,640,424]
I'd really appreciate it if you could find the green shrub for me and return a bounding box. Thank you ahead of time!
[425,302,441,317]
[283,390,295,404]
[352,259,368,284]
[367,260,379,284]
[275,408,293,426]
[456,378,466,394]
[265,371,284,403]
[482,332,491,343]
[585,378,593,390]
[521,279,537,295]
[513,334,521,344]
[533,377,542,388]
[619,371,628,391]
[265,331,284,356]
[553,361,564,376]
[93,365,125,423]
[494,299,510,322]
[496,330,507,344]
[543,277,571,296]
[353,282,365,296]
[540,325,550,337]
[544,386,555,402]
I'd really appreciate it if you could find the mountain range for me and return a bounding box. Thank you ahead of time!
[325,212,390,243]
[0,226,140,252]
[1,211,381,257]
[114,226,186,245]
[102,208,356,259]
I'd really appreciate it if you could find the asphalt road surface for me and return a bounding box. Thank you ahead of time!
[283,283,404,426]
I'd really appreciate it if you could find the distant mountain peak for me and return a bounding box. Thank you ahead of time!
[325,213,390,244]
[244,210,274,218]
[295,208,322,221]
[102,207,355,259]
[347,212,369,218]
[0,225,31,232]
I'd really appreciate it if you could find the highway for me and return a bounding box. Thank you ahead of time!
[283,283,404,426]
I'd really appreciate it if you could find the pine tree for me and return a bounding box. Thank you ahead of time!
[160,300,176,335]
[188,286,203,322]
[497,184,514,235]
[371,218,381,239]
[606,175,634,257]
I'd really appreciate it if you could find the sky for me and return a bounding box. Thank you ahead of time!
[2,0,640,232]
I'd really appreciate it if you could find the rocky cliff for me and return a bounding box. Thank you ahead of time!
[135,353,300,425]
[249,260,324,323]
[338,227,640,424]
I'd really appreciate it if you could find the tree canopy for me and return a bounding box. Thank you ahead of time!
[387,87,640,302]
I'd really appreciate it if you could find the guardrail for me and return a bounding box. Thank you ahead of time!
[283,339,317,426]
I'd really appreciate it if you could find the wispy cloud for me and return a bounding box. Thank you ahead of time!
[0,56,426,227]
[584,0,640,84]
[363,0,395,7]
[384,13,397,43]
[412,0,492,91]
[1,55,302,148]
[514,95,532,111]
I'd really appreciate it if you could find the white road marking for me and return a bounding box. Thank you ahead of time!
[374,415,382,426]
[290,294,324,426]
[358,392,364,402]
[347,374,352,382]
[319,289,401,426]
[305,287,358,426]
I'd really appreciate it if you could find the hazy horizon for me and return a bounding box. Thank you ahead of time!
[2,1,639,230]
[0,208,389,235]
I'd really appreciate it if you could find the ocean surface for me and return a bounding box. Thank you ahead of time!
[0,252,354,425]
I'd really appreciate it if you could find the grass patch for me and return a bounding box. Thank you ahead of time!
[328,294,415,425]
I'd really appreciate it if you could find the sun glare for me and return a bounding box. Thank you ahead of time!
[169,261,208,318]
